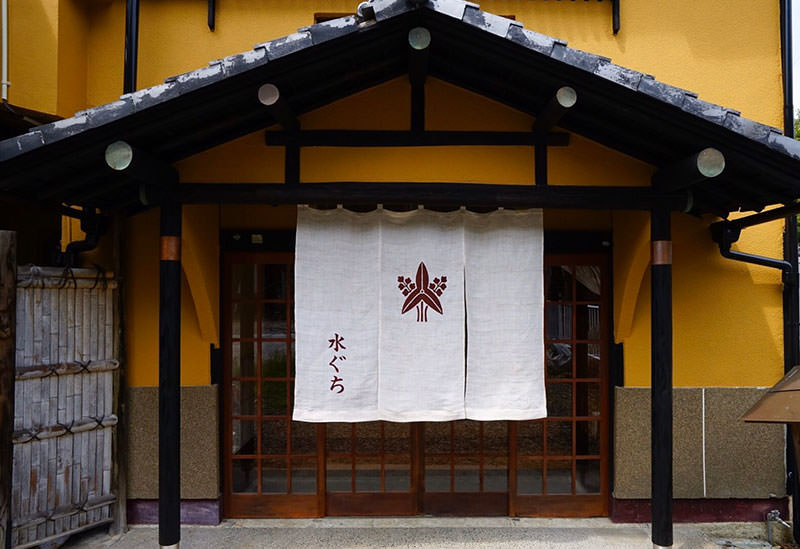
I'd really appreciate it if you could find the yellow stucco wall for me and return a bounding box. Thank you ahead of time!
[11,0,786,388]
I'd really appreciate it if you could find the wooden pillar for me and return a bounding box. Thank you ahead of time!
[0,232,16,549]
[651,207,673,547]
[159,204,181,548]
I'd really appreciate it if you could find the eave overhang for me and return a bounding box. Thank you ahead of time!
[1,0,799,216]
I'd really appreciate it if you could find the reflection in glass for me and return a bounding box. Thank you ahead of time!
[576,383,601,417]
[355,457,381,492]
[232,302,257,339]
[262,303,287,338]
[546,382,572,418]
[232,341,257,377]
[517,458,543,494]
[385,455,411,492]
[232,380,257,416]
[453,456,480,492]
[576,421,600,456]
[232,419,257,455]
[291,421,317,455]
[262,342,287,378]
[261,381,287,415]
[576,304,601,340]
[546,304,572,340]
[291,457,317,494]
[576,460,601,494]
[425,422,451,454]
[384,423,410,454]
[262,458,288,493]
[356,422,382,454]
[326,454,351,492]
[546,266,573,301]
[546,421,572,456]
[326,423,352,453]
[261,420,287,455]
[576,343,601,378]
[484,455,508,492]
[575,265,601,300]
[263,264,287,299]
[546,460,572,494]
[232,459,257,493]
[483,422,508,453]
[453,420,479,453]
[517,421,543,455]
[425,454,451,492]
[232,264,257,297]
[546,343,572,379]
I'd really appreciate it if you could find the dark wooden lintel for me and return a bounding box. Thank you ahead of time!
[265,130,570,147]
[535,145,547,186]
[175,182,687,211]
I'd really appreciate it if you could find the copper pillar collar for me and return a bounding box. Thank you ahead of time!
[651,240,672,266]
[160,236,181,261]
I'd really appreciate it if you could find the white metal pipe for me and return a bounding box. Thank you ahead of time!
[1,0,8,101]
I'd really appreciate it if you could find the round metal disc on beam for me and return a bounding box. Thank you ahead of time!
[556,86,577,108]
[696,147,725,178]
[408,27,431,50]
[105,141,133,171]
[258,83,281,106]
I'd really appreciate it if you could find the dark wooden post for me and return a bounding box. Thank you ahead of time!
[651,207,673,547]
[0,232,16,549]
[159,204,181,548]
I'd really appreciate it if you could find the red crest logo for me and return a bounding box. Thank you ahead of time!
[397,262,447,322]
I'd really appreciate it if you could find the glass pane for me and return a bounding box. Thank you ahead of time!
[262,458,288,493]
[453,420,479,453]
[289,342,296,378]
[576,383,601,417]
[232,264,257,297]
[384,423,410,454]
[546,460,572,494]
[232,302,257,339]
[484,455,507,492]
[356,422,382,454]
[326,454,352,492]
[425,454,451,492]
[576,421,600,456]
[546,421,572,456]
[576,460,601,494]
[576,343,601,378]
[385,455,410,492]
[453,455,480,492]
[232,459,257,493]
[232,380,257,416]
[425,422,451,454]
[262,303,287,338]
[291,457,317,494]
[575,265,601,301]
[546,304,572,340]
[261,420,287,455]
[291,421,317,455]
[263,264,287,299]
[261,381,287,416]
[546,343,572,379]
[232,419,257,456]
[517,421,543,456]
[546,266,573,301]
[232,341,257,377]
[517,457,542,495]
[355,457,381,492]
[262,342,288,378]
[483,422,508,453]
[576,304,601,340]
[327,423,352,453]
[546,382,572,418]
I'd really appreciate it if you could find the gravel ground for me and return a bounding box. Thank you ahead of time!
[58,517,785,549]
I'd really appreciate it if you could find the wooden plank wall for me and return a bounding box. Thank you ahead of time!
[11,267,118,548]
[1,232,16,549]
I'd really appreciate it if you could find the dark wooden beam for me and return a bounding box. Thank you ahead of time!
[158,203,181,549]
[208,0,216,31]
[258,84,299,133]
[0,231,15,549]
[651,205,673,548]
[652,148,725,191]
[535,145,547,186]
[123,0,140,94]
[285,141,300,186]
[532,86,577,138]
[611,0,620,34]
[175,182,689,210]
[408,27,430,133]
[265,130,570,147]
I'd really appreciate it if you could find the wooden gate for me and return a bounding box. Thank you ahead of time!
[10,266,118,548]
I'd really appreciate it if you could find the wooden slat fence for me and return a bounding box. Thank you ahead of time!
[11,266,118,548]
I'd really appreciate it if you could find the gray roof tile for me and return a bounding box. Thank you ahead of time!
[551,43,609,73]
[505,25,558,56]
[304,16,360,45]
[462,6,515,37]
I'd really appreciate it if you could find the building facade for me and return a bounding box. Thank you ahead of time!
[2,1,800,546]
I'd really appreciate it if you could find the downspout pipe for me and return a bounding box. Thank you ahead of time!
[780,0,800,543]
[123,0,139,94]
[2,0,9,101]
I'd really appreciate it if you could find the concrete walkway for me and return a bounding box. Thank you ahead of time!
[61,518,785,548]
